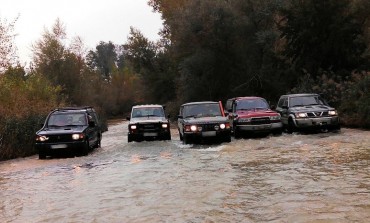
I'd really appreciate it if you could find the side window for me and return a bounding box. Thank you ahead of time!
[277,98,284,108]
[225,100,233,112]
[282,98,288,107]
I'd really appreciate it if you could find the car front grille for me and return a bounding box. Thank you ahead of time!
[48,134,73,143]
[137,123,161,132]
[307,111,329,117]
[201,124,220,131]
[250,117,271,125]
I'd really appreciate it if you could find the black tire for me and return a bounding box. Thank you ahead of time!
[179,130,183,141]
[183,134,190,144]
[94,137,101,148]
[78,140,89,156]
[272,128,283,136]
[165,133,171,140]
[128,135,133,143]
[287,119,296,134]
[234,126,241,139]
[224,134,231,143]
[39,152,46,160]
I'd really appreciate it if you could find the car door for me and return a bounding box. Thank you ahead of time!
[276,97,289,125]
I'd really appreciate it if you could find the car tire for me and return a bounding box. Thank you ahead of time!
[128,135,133,143]
[165,133,171,141]
[78,140,89,156]
[234,127,241,139]
[94,137,101,148]
[272,129,283,136]
[179,130,183,141]
[224,134,231,143]
[183,134,190,144]
[39,152,46,160]
[287,119,296,134]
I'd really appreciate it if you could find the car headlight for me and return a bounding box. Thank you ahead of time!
[220,123,226,129]
[190,125,197,132]
[270,115,281,120]
[162,123,168,128]
[295,113,307,118]
[36,135,49,142]
[328,110,337,115]
[72,133,84,140]
[238,118,252,122]
[130,125,137,130]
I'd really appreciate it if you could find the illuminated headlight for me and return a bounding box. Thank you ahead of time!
[296,113,307,118]
[162,123,168,128]
[190,125,197,132]
[239,118,251,122]
[220,123,226,129]
[270,115,281,120]
[72,133,84,140]
[130,125,137,130]
[328,110,337,115]
[36,135,49,142]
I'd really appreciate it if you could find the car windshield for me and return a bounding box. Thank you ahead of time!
[236,98,269,110]
[132,107,165,118]
[289,96,326,107]
[47,113,87,127]
[183,103,222,118]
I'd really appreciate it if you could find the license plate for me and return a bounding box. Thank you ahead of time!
[202,131,216,137]
[51,144,67,149]
[144,133,158,137]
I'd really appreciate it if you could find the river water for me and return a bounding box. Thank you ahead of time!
[0,122,369,222]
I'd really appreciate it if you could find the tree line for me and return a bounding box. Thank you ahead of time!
[1,0,369,160]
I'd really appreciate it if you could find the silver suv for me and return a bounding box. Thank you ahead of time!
[275,93,340,132]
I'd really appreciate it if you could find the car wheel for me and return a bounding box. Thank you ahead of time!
[165,133,171,140]
[128,135,133,143]
[39,152,46,160]
[183,134,190,144]
[272,129,283,136]
[78,140,89,156]
[94,137,101,148]
[234,126,241,139]
[179,130,183,141]
[224,134,231,143]
[287,119,296,134]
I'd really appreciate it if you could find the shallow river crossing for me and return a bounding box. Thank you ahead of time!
[0,121,369,222]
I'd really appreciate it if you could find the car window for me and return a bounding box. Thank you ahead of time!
[132,107,165,118]
[289,96,325,107]
[235,98,269,110]
[277,98,285,108]
[183,103,222,118]
[48,113,86,126]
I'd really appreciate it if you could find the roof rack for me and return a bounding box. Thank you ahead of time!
[53,106,94,111]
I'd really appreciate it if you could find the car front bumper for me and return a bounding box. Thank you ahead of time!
[294,116,340,128]
[35,141,86,155]
[184,129,231,139]
[236,122,283,132]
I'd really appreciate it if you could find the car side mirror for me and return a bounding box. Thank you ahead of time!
[167,114,171,119]
[89,121,96,127]
[224,111,229,116]
[177,115,183,119]
[126,117,130,121]
[270,105,276,110]
[282,105,288,109]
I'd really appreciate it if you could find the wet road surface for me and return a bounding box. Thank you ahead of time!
[0,122,369,222]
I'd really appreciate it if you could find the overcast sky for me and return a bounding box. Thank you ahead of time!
[0,0,163,64]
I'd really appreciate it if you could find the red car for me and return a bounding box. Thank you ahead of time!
[225,97,283,138]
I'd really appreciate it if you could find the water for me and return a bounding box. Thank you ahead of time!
[0,122,369,222]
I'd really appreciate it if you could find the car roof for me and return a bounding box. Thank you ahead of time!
[233,96,264,101]
[51,106,94,114]
[181,101,219,106]
[132,104,163,109]
[281,93,319,98]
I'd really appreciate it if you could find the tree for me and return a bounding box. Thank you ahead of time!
[278,0,367,76]
[86,41,118,81]
[0,16,18,73]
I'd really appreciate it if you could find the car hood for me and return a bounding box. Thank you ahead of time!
[37,126,87,135]
[183,116,228,125]
[289,105,334,113]
[236,109,279,118]
[130,117,168,124]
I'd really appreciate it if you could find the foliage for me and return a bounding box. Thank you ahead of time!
[278,0,367,76]
[0,66,63,160]
[0,16,18,72]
